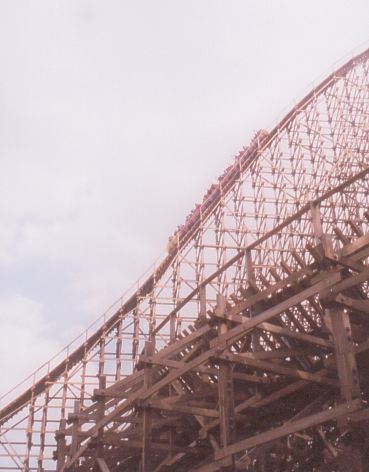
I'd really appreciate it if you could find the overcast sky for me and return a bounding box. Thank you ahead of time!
[0,0,368,394]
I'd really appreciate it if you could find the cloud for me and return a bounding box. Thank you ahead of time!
[0,294,60,396]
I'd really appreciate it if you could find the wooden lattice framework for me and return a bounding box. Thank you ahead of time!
[1,47,369,471]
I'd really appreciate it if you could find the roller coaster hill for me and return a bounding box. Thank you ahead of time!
[1,46,369,471]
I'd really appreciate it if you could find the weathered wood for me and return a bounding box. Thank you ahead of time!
[214,400,361,461]
[216,295,234,457]
[252,380,307,408]
[212,309,333,348]
[96,375,106,459]
[335,294,369,314]
[70,401,81,460]
[199,394,262,438]
[96,458,111,472]
[145,398,219,418]
[142,341,154,472]
[310,202,323,240]
[324,307,360,402]
[219,352,338,386]
[210,272,341,349]
[59,227,369,471]
[226,265,315,319]
[199,285,207,321]
[55,419,67,471]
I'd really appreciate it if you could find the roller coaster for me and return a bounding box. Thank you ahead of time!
[1,46,369,471]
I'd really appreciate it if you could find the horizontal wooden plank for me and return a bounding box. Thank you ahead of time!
[145,398,219,418]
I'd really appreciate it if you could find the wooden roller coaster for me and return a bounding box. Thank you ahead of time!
[2,47,369,471]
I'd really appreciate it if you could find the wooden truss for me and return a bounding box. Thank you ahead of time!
[2,46,369,472]
[54,204,369,471]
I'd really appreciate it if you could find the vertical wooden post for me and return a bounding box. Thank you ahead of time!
[115,319,123,382]
[24,394,35,472]
[38,389,49,471]
[96,375,106,461]
[310,202,323,241]
[70,401,81,461]
[149,291,156,342]
[245,249,256,285]
[142,341,154,472]
[55,419,66,471]
[218,354,234,448]
[216,295,235,469]
[133,308,139,362]
[199,285,207,321]
[98,335,106,378]
[312,204,361,403]
[325,307,360,402]
[312,201,363,468]
[310,202,334,259]
[170,312,176,341]
[246,249,259,355]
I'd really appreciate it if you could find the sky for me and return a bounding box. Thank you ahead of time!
[0,0,368,394]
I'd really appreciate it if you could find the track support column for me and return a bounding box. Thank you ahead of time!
[95,375,106,467]
[216,295,235,470]
[141,341,154,472]
[55,419,66,471]
[325,306,360,402]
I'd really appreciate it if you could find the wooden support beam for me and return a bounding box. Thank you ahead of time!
[199,285,207,321]
[252,380,307,408]
[216,297,234,447]
[232,371,270,384]
[320,267,369,299]
[259,321,332,348]
[212,309,333,348]
[227,265,314,319]
[61,233,369,470]
[335,294,369,314]
[153,324,212,361]
[324,307,360,402]
[243,347,321,360]
[334,226,349,245]
[218,357,234,444]
[70,401,81,460]
[106,437,203,454]
[199,394,262,439]
[64,341,217,468]
[210,272,341,349]
[193,457,238,472]
[96,458,111,472]
[330,255,367,273]
[55,419,67,471]
[322,234,361,403]
[218,352,338,387]
[142,341,154,472]
[214,399,361,461]
[96,375,106,460]
[310,202,323,241]
[65,268,346,466]
[340,233,369,258]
